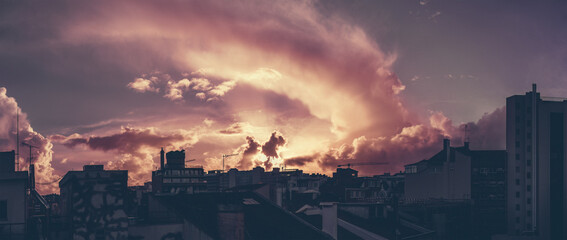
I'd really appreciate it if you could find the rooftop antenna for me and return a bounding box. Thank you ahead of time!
[16,108,19,171]
[22,142,38,168]
[222,153,238,172]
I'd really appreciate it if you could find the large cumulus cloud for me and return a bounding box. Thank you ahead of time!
[284,107,505,175]
[0,88,59,194]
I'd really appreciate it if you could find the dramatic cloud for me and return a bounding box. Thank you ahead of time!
[52,127,187,153]
[0,87,59,194]
[238,136,261,170]
[127,77,159,93]
[128,72,237,102]
[260,132,286,170]
[165,79,192,101]
[1,0,519,189]
[262,132,286,158]
[284,107,506,175]
[51,126,196,185]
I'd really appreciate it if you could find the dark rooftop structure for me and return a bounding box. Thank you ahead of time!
[0,150,15,173]
[153,191,334,240]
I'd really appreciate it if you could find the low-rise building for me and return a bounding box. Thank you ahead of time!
[0,150,28,239]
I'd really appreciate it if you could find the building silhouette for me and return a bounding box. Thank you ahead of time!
[505,84,567,239]
[404,139,506,239]
[152,149,207,195]
[58,165,128,239]
[0,150,28,239]
[0,150,50,240]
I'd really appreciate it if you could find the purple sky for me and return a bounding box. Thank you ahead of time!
[1,0,566,193]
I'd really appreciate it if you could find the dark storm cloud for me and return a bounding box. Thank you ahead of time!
[238,136,261,170]
[284,155,318,167]
[261,132,286,158]
[52,127,186,154]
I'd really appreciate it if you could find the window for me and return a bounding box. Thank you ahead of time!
[516,179,520,185]
[516,154,520,160]
[516,167,520,173]
[527,185,532,192]
[527,160,532,166]
[527,132,532,139]
[516,192,520,198]
[516,141,520,148]
[527,172,532,179]
[0,200,6,220]
[526,145,531,153]
[516,204,520,211]
[527,198,532,204]
[527,210,532,217]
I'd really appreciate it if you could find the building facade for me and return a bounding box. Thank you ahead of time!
[404,139,472,201]
[59,165,128,239]
[0,150,28,239]
[506,84,567,239]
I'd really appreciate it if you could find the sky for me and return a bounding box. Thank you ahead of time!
[1,0,566,194]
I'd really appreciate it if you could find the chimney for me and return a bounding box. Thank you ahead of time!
[443,139,450,161]
[320,202,338,239]
[532,83,537,93]
[160,147,165,170]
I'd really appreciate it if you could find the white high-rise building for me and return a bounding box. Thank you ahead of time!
[506,84,567,239]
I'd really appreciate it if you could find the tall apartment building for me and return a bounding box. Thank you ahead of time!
[506,84,566,239]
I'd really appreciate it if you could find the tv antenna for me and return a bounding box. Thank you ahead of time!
[22,142,39,168]
[222,153,238,172]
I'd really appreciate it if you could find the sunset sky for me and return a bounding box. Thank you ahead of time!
[1,0,567,193]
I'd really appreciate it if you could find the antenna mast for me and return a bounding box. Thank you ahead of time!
[22,142,38,169]
[16,108,19,171]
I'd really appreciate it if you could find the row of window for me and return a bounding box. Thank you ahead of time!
[514,192,533,204]
[163,178,202,183]
[515,141,532,152]
[515,204,533,217]
[164,169,203,176]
